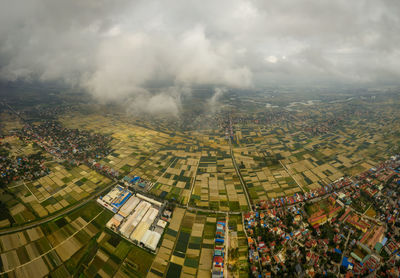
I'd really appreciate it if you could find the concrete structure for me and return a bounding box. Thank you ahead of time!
[106,214,124,230]
[141,230,161,251]
[97,198,117,213]
[119,196,140,217]
[119,201,151,238]
[130,207,158,242]
[308,213,327,226]
[102,186,122,204]
[136,193,162,207]
[156,219,167,229]
[99,185,133,211]
[98,186,166,253]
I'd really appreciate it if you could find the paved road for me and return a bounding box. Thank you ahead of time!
[280,160,306,193]
[229,138,253,211]
[338,229,352,275]
[0,181,117,235]
[224,213,229,278]
[185,206,242,215]
[186,159,200,208]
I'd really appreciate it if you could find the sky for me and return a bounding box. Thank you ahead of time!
[0,0,399,114]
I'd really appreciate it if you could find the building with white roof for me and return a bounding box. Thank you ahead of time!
[102,186,123,204]
[119,196,140,217]
[156,219,167,229]
[130,207,158,242]
[119,201,151,238]
[136,193,162,207]
[106,214,124,230]
[140,230,161,251]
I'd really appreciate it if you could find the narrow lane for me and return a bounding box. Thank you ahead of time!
[224,213,229,278]
[229,138,252,211]
[279,160,306,193]
[186,157,200,208]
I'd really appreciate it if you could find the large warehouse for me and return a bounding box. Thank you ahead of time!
[99,186,166,253]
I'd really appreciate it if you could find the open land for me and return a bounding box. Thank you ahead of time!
[1,88,400,277]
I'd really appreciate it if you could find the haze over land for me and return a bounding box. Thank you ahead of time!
[1,0,400,115]
[2,2,400,277]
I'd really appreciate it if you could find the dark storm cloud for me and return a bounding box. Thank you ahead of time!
[0,0,399,114]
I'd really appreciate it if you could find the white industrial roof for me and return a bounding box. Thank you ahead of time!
[119,196,140,217]
[156,219,167,228]
[137,193,162,207]
[142,230,161,251]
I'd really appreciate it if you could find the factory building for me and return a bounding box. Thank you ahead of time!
[136,193,162,207]
[140,230,162,251]
[119,196,140,217]
[97,185,166,253]
[130,207,158,242]
[120,201,151,238]
[106,214,124,230]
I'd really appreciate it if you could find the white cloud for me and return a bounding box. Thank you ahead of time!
[266,56,278,64]
[1,0,400,114]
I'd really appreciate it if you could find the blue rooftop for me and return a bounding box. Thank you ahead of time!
[334,248,342,254]
[112,192,132,208]
[342,257,353,268]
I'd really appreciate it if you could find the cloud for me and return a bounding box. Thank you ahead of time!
[1,0,400,115]
[265,56,278,64]
[173,26,252,88]
[125,91,182,117]
[207,87,227,114]
[79,24,251,115]
[82,25,251,103]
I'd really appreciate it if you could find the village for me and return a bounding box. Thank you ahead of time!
[244,155,400,277]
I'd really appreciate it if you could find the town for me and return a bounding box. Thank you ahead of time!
[245,155,400,277]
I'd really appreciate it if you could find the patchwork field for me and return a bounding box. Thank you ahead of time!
[53,97,400,209]
[7,163,111,220]
[0,201,113,277]
[234,149,301,202]
[227,214,249,278]
[0,135,39,157]
[0,112,23,135]
[189,151,249,211]
[149,152,200,204]
[60,113,251,210]
[148,208,230,278]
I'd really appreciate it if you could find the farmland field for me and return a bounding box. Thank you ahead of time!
[0,201,111,277]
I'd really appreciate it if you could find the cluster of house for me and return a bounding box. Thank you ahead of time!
[246,196,365,277]
[307,196,343,228]
[243,155,400,277]
[18,120,112,164]
[1,120,116,188]
[255,177,352,210]
[0,137,49,185]
[122,175,153,190]
[212,220,226,278]
[341,155,400,276]
[97,185,170,252]
[357,156,400,226]
[89,159,119,179]
[244,209,306,277]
